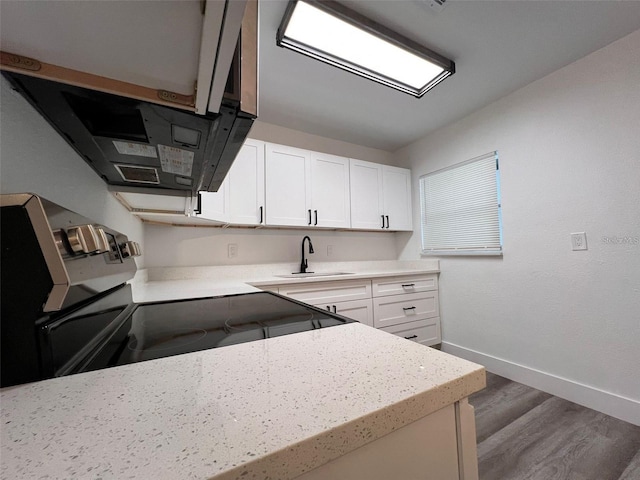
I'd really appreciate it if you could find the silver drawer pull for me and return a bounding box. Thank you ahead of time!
[401,283,415,288]
[403,306,416,311]
[405,335,418,340]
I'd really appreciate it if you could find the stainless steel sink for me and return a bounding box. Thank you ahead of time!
[274,272,354,279]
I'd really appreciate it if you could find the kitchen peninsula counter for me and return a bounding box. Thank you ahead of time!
[1,322,484,480]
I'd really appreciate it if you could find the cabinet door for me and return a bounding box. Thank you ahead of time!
[382,165,413,231]
[265,143,312,226]
[197,181,229,222]
[227,139,265,225]
[349,159,384,230]
[310,152,351,228]
[316,299,374,327]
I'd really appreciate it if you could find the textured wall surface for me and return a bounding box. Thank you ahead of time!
[249,120,396,166]
[143,224,398,268]
[395,30,640,420]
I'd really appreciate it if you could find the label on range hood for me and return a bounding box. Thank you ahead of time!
[157,145,194,177]
[112,141,158,158]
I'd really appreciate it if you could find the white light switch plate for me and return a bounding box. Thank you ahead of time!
[571,232,588,251]
[228,243,238,258]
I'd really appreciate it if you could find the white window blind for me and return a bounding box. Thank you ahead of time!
[420,152,502,256]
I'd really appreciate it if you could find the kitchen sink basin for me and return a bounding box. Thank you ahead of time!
[275,272,354,279]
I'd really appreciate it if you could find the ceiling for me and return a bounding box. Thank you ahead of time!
[257,1,640,152]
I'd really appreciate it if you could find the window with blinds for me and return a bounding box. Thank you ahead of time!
[419,152,502,256]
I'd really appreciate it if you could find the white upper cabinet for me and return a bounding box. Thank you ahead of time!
[350,160,413,231]
[265,144,351,228]
[226,139,265,225]
[310,152,351,228]
[265,143,312,227]
[382,165,413,231]
[198,139,265,225]
[197,181,229,223]
[350,159,385,230]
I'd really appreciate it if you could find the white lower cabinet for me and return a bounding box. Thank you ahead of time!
[294,400,479,480]
[267,273,440,346]
[276,280,374,327]
[372,274,441,346]
[317,298,374,328]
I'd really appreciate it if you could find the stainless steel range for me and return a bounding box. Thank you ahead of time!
[1,194,353,388]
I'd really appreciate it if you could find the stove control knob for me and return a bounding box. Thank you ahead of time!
[121,241,142,258]
[66,224,101,254]
[94,228,110,254]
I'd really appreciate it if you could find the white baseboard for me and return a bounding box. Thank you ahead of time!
[442,342,640,426]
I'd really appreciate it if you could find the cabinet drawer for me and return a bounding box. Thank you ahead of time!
[373,291,439,328]
[380,318,441,346]
[315,299,374,327]
[372,274,438,297]
[279,280,372,305]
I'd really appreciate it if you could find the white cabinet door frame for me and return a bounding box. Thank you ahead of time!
[197,181,229,222]
[265,143,312,227]
[310,152,351,228]
[349,159,384,230]
[382,165,413,231]
[227,139,265,225]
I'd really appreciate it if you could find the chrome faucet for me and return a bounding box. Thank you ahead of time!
[299,236,314,274]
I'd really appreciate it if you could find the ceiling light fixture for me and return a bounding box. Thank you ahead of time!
[276,0,455,98]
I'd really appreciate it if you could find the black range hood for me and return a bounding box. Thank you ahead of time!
[3,71,255,196]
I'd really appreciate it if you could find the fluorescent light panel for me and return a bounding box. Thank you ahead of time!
[277,0,455,97]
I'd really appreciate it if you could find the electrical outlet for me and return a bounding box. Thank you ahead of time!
[228,243,238,258]
[571,233,587,251]
[327,245,334,257]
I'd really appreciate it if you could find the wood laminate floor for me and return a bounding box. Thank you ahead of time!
[468,373,640,480]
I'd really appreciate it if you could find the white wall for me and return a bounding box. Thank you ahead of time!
[0,78,143,251]
[249,120,396,165]
[143,224,397,267]
[395,30,640,424]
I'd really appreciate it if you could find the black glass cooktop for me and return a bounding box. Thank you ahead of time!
[81,291,354,372]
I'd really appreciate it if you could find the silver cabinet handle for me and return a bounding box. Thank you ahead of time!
[308,209,312,225]
[385,215,389,229]
[332,305,337,313]
[381,215,385,229]
[314,210,318,226]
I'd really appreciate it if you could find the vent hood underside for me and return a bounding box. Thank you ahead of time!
[4,71,254,196]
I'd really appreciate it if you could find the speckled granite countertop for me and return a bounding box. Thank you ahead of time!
[1,323,484,480]
[131,260,441,303]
